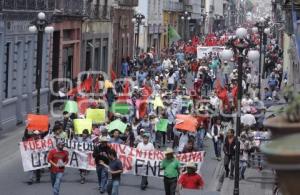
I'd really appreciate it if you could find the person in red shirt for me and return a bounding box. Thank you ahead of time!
[178,162,205,190]
[48,139,69,195]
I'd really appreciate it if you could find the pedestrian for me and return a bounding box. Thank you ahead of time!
[136,132,155,190]
[110,130,124,144]
[93,136,112,194]
[76,129,92,184]
[178,162,205,190]
[23,129,42,185]
[100,150,123,195]
[211,118,223,161]
[223,129,237,179]
[47,139,69,195]
[162,148,180,195]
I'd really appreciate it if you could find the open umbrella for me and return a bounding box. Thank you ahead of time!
[174,114,198,132]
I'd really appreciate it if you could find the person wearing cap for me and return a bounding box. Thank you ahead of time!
[134,128,145,146]
[178,162,204,190]
[99,127,111,143]
[93,135,114,193]
[137,132,155,190]
[47,139,69,195]
[162,148,180,195]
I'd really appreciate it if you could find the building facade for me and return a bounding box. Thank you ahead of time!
[147,0,164,56]
[162,0,183,47]
[81,0,112,74]
[0,0,52,130]
[111,0,137,75]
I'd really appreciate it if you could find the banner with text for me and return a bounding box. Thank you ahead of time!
[20,138,205,177]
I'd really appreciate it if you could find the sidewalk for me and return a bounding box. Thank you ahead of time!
[220,168,274,195]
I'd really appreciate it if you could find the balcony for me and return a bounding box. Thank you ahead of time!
[163,0,184,12]
[85,2,111,20]
[118,0,138,7]
[1,0,83,16]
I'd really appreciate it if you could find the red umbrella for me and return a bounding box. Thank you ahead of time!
[175,115,198,132]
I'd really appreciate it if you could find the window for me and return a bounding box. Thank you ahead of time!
[3,43,10,99]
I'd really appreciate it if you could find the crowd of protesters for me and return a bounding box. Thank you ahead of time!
[21,28,285,195]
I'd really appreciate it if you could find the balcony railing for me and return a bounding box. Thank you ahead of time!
[84,2,111,20]
[118,0,138,7]
[1,0,83,16]
[163,0,183,12]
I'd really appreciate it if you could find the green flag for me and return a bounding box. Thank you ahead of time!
[108,119,127,134]
[168,26,181,44]
[155,119,169,132]
[64,101,78,113]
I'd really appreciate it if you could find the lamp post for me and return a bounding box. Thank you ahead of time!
[132,12,146,58]
[181,11,191,41]
[254,17,270,98]
[29,12,54,114]
[220,27,259,195]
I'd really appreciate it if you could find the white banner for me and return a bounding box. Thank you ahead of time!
[197,46,212,59]
[20,138,205,178]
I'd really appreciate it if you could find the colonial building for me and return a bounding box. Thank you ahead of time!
[0,0,52,130]
[81,0,112,73]
[111,0,138,75]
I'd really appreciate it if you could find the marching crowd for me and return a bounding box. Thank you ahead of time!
[22,31,284,195]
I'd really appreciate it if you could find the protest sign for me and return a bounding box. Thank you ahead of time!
[73,119,92,134]
[86,108,106,123]
[108,119,127,133]
[197,46,212,59]
[153,96,165,110]
[155,119,168,132]
[27,114,49,132]
[20,139,205,178]
[64,101,78,113]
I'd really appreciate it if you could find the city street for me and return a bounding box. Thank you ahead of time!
[0,125,220,195]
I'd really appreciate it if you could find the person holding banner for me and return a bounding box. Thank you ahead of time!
[47,139,69,195]
[137,132,155,190]
[100,150,123,195]
[75,129,92,184]
[22,129,43,185]
[93,136,113,193]
[162,148,181,195]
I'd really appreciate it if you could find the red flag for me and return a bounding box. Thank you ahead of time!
[111,69,117,82]
[67,87,78,97]
[77,96,88,114]
[138,102,147,119]
[231,85,238,107]
[94,81,100,93]
[217,88,229,108]
[192,36,199,46]
[215,79,223,92]
[83,75,93,92]
[141,85,152,100]
[123,79,130,94]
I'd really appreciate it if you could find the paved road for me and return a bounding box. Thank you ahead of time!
[0,123,221,195]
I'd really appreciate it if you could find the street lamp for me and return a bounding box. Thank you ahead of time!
[132,12,145,58]
[254,17,269,99]
[29,12,54,114]
[181,11,191,41]
[220,27,259,195]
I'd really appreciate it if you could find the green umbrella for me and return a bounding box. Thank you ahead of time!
[108,119,127,134]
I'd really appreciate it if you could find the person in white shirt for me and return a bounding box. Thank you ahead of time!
[241,109,256,127]
[136,133,154,190]
[162,58,171,70]
[178,131,189,153]
[210,92,220,110]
